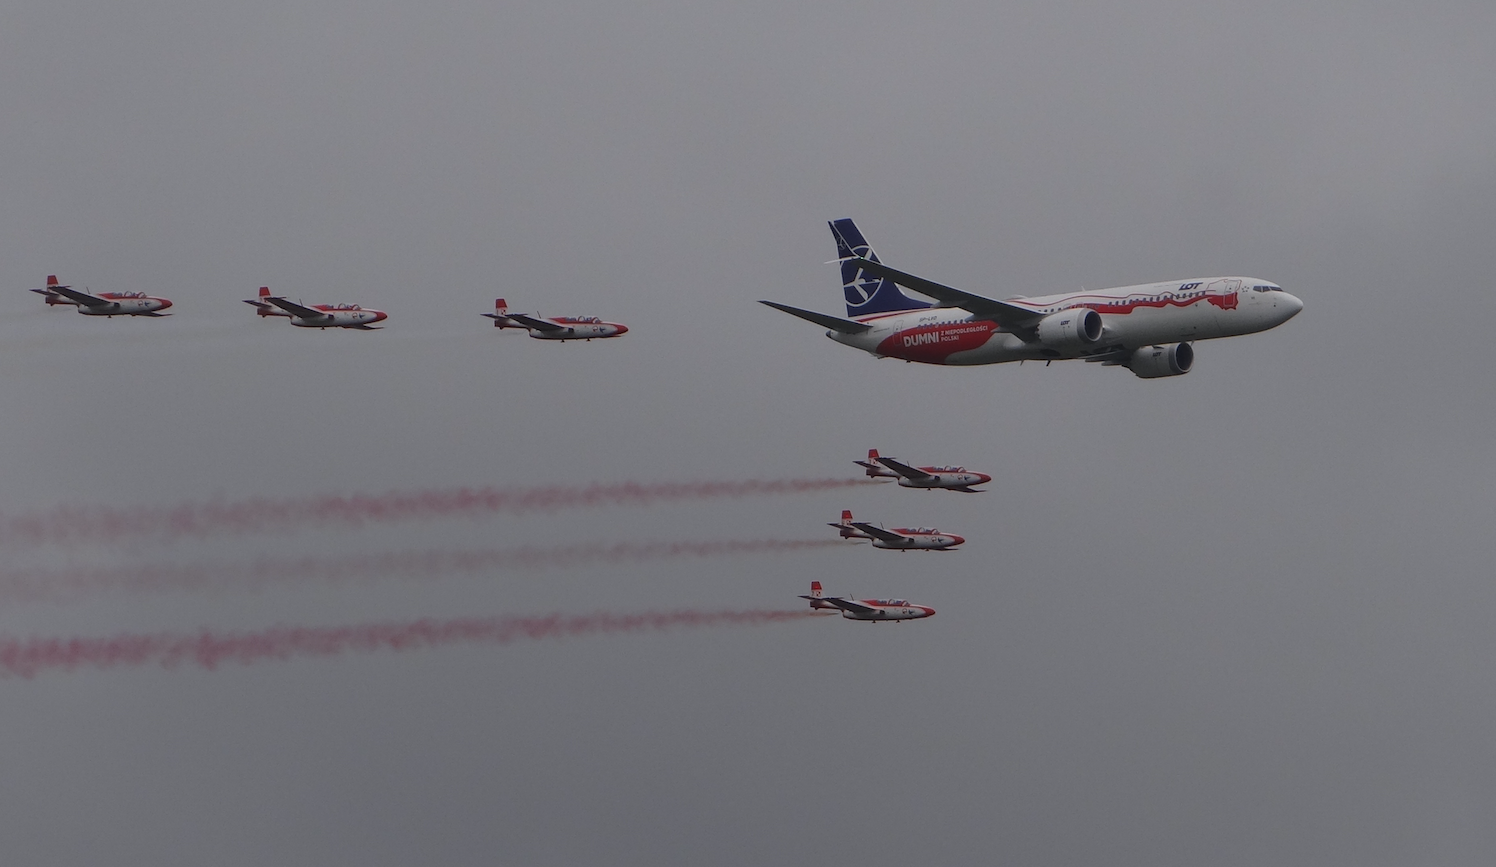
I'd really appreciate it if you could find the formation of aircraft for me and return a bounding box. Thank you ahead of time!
[243,287,388,330]
[30,275,172,317]
[854,448,990,492]
[761,218,1303,377]
[829,509,965,551]
[483,299,629,340]
[801,581,935,622]
[32,218,1306,621]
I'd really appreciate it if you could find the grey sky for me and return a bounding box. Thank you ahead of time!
[3,0,1496,864]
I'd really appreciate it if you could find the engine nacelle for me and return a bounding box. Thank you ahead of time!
[1035,308,1103,353]
[1125,342,1193,378]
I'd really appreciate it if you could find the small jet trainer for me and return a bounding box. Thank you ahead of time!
[761,219,1303,377]
[801,581,935,622]
[30,275,173,317]
[244,287,387,329]
[830,510,965,551]
[854,449,991,492]
[482,299,628,340]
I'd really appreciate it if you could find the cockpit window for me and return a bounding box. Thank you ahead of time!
[1252,285,1282,293]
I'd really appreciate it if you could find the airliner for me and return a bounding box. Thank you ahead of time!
[762,219,1302,377]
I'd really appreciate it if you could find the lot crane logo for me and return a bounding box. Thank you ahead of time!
[842,247,881,309]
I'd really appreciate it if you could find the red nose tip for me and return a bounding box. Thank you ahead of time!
[978,474,992,484]
[614,324,629,335]
[158,299,173,310]
[373,311,388,322]
[949,535,966,546]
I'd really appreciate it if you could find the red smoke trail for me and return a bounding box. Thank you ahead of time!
[0,610,809,678]
[0,478,870,548]
[0,539,845,604]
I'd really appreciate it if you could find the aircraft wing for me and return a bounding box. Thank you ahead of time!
[50,285,109,308]
[844,258,1042,328]
[799,595,877,615]
[850,522,907,544]
[875,456,937,482]
[505,313,566,332]
[265,297,328,319]
[758,301,872,335]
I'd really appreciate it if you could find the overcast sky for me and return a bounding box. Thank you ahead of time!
[3,1,1496,864]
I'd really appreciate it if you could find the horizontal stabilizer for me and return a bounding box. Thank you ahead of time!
[759,301,871,335]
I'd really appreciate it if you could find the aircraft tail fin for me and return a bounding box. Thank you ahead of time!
[830,218,932,318]
[833,509,860,538]
[250,286,276,315]
[47,275,60,287]
[486,297,524,328]
[810,580,823,599]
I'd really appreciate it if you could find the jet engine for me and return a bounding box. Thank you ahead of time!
[1035,308,1103,353]
[1125,342,1193,378]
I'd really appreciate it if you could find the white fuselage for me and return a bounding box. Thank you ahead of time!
[896,470,990,490]
[812,598,937,620]
[831,278,1301,365]
[287,309,385,328]
[840,527,965,550]
[44,292,172,316]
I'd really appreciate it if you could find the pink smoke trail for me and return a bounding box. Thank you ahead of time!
[0,610,810,678]
[0,539,845,604]
[0,478,870,548]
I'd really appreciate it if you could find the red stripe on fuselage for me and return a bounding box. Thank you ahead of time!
[876,321,1000,363]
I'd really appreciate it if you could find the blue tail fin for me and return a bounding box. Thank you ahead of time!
[830,218,932,318]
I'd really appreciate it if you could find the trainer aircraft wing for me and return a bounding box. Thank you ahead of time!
[845,258,1041,329]
[799,596,877,615]
[505,313,566,333]
[850,522,907,544]
[758,301,871,335]
[266,297,327,319]
[51,285,110,308]
[875,456,937,482]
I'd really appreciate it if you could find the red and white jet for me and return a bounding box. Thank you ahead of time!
[30,275,172,317]
[801,581,935,622]
[762,219,1303,377]
[244,287,387,330]
[482,299,628,340]
[829,509,965,551]
[854,449,991,493]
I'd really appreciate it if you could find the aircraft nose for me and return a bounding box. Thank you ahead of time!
[977,473,993,485]
[949,535,965,546]
[1280,293,1303,320]
[373,311,388,323]
[614,324,629,335]
[158,299,173,310]
[921,607,936,617]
